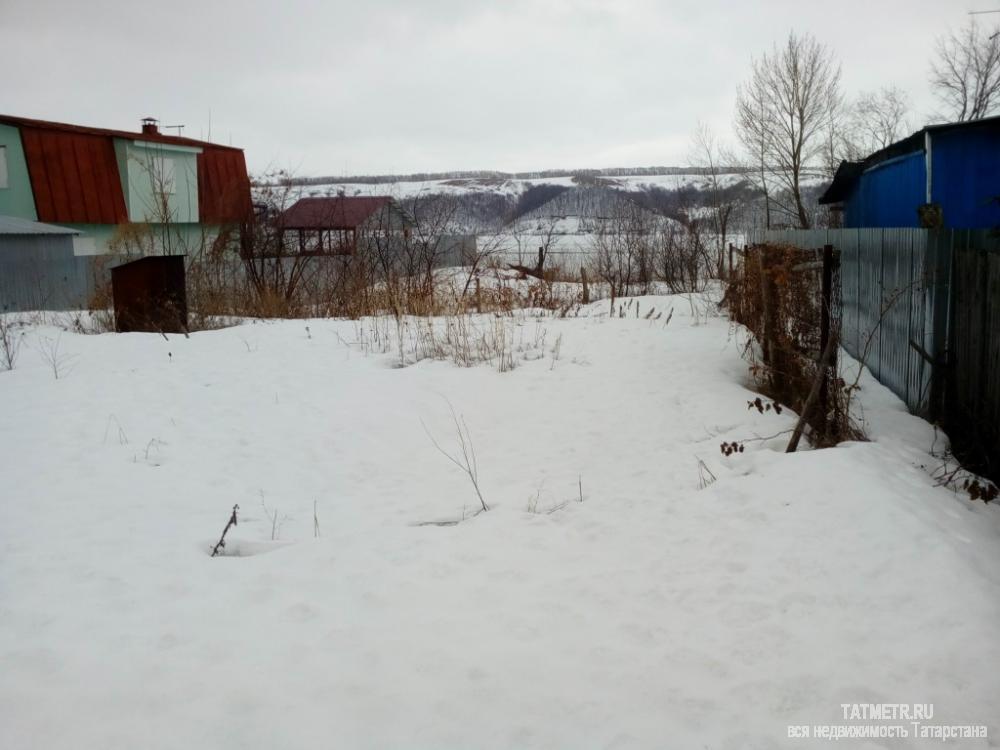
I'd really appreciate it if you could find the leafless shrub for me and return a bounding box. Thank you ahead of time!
[589,194,660,301]
[102,414,129,446]
[525,479,575,515]
[653,222,714,295]
[422,401,488,515]
[339,306,552,373]
[0,314,25,371]
[36,333,77,380]
[696,458,717,489]
[726,244,856,446]
[259,492,289,541]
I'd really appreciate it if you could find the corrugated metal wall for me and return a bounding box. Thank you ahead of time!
[840,126,1000,230]
[759,227,939,415]
[757,227,1000,481]
[844,152,926,229]
[0,236,110,312]
[931,128,1000,229]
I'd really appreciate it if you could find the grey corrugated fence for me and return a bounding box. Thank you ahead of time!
[758,227,1000,482]
[0,237,111,313]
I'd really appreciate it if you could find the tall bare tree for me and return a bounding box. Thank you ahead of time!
[930,18,1000,122]
[851,85,910,152]
[735,31,842,229]
[735,71,774,231]
[689,122,741,275]
[823,85,910,174]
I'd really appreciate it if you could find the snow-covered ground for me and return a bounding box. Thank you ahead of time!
[2,296,999,749]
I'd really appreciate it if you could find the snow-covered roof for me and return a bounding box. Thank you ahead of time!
[0,215,80,236]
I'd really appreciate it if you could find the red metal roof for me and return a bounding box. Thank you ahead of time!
[198,148,252,224]
[279,196,394,230]
[19,126,128,224]
[1,113,250,225]
[0,114,244,152]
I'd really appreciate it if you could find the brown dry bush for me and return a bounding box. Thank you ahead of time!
[726,243,858,446]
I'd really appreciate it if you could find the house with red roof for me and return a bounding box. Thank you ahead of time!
[0,114,251,255]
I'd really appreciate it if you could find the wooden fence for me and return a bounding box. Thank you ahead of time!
[757,227,1000,482]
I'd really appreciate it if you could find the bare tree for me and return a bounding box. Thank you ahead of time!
[689,122,741,276]
[400,192,462,298]
[590,194,661,299]
[851,85,911,152]
[930,18,1000,122]
[238,171,318,314]
[823,85,910,175]
[735,72,774,231]
[735,31,842,229]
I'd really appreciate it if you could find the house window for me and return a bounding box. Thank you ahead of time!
[0,146,8,189]
[153,156,176,195]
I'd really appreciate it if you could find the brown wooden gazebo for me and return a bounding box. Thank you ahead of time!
[276,196,396,255]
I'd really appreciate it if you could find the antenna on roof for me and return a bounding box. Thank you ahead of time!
[163,125,185,136]
[968,9,1000,38]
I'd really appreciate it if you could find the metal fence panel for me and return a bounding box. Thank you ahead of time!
[907,230,930,411]
[762,227,935,415]
[839,229,862,359]
[0,237,109,312]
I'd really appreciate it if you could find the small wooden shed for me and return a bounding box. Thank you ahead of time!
[111,255,187,333]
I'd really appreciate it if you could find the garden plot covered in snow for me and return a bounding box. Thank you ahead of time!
[1,295,999,749]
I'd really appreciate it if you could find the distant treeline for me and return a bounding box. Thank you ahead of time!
[278,166,752,187]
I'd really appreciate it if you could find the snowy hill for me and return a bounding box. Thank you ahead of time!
[286,170,751,201]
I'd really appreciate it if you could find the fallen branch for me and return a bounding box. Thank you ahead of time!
[211,504,239,557]
[786,333,839,453]
[507,263,548,281]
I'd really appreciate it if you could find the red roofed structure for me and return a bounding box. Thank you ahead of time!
[276,196,410,256]
[278,196,394,231]
[0,114,252,253]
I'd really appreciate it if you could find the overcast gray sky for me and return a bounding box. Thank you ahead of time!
[0,0,992,176]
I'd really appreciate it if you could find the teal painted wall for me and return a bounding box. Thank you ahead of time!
[2,125,222,255]
[118,139,201,224]
[0,123,39,220]
[59,222,222,255]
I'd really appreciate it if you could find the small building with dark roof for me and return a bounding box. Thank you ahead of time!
[819,116,1000,229]
[277,196,411,255]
